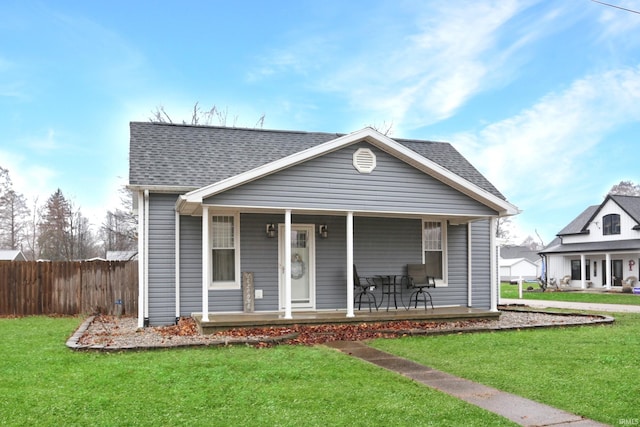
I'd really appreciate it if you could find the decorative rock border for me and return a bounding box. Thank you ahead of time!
[66,308,614,352]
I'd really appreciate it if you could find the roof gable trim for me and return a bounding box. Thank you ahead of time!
[178,127,519,216]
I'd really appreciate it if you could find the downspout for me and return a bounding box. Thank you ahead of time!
[467,223,472,308]
[137,190,145,329]
[175,210,180,325]
[144,190,150,326]
[137,190,150,328]
[490,217,498,312]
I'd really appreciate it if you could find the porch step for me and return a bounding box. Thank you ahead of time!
[194,306,500,334]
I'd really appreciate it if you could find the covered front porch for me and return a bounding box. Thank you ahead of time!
[543,250,640,289]
[194,306,500,334]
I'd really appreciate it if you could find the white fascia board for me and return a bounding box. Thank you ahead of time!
[181,127,519,216]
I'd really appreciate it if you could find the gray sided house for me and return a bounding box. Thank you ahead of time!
[128,122,519,327]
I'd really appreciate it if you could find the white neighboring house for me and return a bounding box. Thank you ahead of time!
[499,257,538,283]
[539,195,640,289]
[0,249,27,261]
[106,251,138,261]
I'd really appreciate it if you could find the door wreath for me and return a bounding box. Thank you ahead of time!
[291,253,305,279]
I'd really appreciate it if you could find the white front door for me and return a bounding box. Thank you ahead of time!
[279,224,315,310]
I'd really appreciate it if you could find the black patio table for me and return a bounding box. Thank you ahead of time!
[372,275,407,311]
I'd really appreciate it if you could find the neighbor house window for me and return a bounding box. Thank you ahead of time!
[570,259,590,280]
[211,214,239,289]
[423,220,446,285]
[603,214,620,235]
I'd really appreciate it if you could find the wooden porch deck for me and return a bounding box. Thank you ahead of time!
[194,306,500,334]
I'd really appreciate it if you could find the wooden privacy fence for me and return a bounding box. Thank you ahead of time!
[0,261,138,316]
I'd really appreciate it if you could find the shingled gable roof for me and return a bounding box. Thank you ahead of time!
[557,195,640,236]
[129,122,518,215]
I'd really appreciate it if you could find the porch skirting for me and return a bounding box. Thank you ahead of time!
[193,306,499,334]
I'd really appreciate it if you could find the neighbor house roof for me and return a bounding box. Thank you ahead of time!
[0,249,26,261]
[556,205,600,236]
[128,122,506,200]
[557,195,640,236]
[106,250,138,261]
[500,245,540,262]
[499,257,537,268]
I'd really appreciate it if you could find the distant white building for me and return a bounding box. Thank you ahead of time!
[0,249,27,261]
[499,257,538,282]
[106,250,138,261]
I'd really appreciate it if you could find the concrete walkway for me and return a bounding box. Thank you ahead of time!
[326,340,608,427]
[500,298,640,313]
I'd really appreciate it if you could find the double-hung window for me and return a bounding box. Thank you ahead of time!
[210,214,240,289]
[423,220,446,286]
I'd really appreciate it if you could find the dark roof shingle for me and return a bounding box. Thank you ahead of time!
[129,122,505,199]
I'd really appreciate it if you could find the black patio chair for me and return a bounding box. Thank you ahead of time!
[407,263,435,310]
[354,265,378,312]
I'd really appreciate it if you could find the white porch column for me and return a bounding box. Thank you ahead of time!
[346,211,355,318]
[284,210,292,320]
[490,218,498,312]
[201,206,210,322]
[580,254,586,289]
[605,253,612,289]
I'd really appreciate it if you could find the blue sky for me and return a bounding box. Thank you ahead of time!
[1,0,639,245]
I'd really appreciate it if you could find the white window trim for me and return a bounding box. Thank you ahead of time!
[209,212,241,290]
[422,219,448,287]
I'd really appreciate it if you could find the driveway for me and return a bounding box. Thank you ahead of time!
[500,298,640,313]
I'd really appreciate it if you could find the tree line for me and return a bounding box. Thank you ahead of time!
[0,166,136,261]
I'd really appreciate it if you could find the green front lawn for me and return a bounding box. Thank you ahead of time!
[0,316,516,426]
[372,313,640,426]
[500,282,640,305]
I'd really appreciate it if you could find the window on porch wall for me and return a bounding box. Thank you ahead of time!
[212,215,236,283]
[423,221,444,282]
[570,259,590,281]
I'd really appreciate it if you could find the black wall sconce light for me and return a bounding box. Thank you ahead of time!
[318,224,328,239]
[266,223,276,238]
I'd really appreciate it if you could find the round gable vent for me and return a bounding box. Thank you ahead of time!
[353,148,376,173]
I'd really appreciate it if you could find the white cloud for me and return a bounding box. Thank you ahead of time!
[253,1,567,131]
[450,67,640,242]
[0,149,58,205]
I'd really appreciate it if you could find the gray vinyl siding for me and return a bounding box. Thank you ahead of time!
[205,142,497,216]
[174,213,487,315]
[148,193,177,326]
[179,215,202,317]
[240,214,349,311]
[441,223,470,307]
[470,219,492,309]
